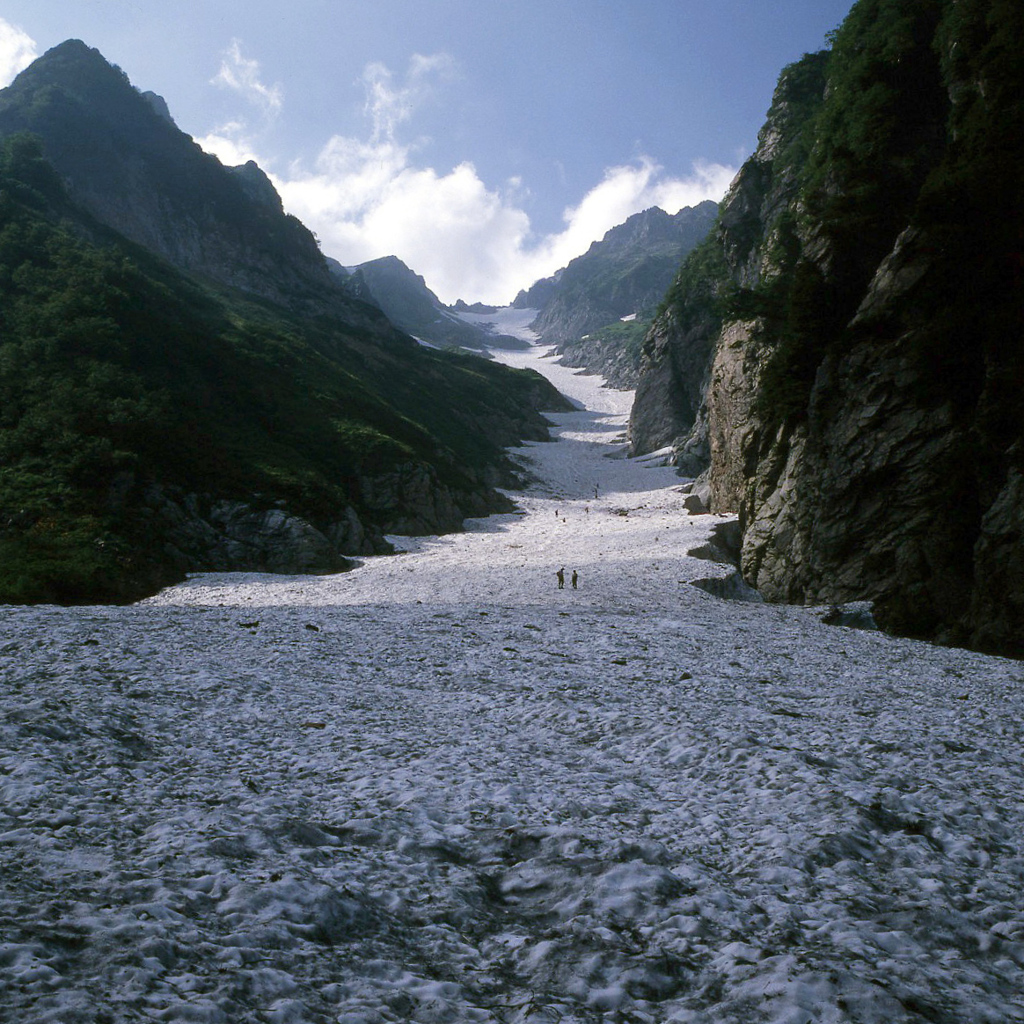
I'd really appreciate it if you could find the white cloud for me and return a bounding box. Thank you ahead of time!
[211,39,282,115]
[533,158,737,281]
[276,144,736,304]
[195,124,262,168]
[0,17,38,88]
[363,52,455,143]
[276,146,533,302]
[200,51,738,305]
[199,41,284,169]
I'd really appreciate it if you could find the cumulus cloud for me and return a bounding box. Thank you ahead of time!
[211,39,282,114]
[276,146,735,304]
[0,17,38,88]
[195,123,263,168]
[201,50,738,305]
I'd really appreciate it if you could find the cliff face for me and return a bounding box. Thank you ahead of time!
[631,0,1024,655]
[630,49,828,461]
[512,203,717,386]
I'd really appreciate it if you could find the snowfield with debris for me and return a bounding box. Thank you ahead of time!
[2,334,1023,1024]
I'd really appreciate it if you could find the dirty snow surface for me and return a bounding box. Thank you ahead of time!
[3,336,1024,1024]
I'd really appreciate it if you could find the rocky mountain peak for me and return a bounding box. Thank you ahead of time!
[139,90,175,125]
[6,39,166,137]
[228,160,284,213]
[599,202,718,253]
[349,255,521,350]
[0,40,381,323]
[519,201,718,348]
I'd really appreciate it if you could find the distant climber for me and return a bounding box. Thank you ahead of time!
[571,570,578,590]
[556,567,565,589]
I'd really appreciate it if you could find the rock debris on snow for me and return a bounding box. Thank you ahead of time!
[1,339,1023,1023]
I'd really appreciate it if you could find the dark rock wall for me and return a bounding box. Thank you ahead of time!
[520,204,718,345]
[144,459,516,578]
[630,0,1024,655]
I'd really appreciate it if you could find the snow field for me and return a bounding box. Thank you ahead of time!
[1,336,1023,1023]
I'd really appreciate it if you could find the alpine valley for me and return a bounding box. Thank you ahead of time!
[3,3,1024,1022]
[0,39,570,603]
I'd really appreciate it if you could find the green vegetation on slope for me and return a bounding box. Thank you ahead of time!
[663,0,1022,439]
[0,135,559,603]
[659,232,733,336]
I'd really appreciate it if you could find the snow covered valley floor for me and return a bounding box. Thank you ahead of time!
[2,338,1024,1024]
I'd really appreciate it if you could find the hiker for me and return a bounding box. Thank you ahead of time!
[556,567,565,589]
[571,570,578,589]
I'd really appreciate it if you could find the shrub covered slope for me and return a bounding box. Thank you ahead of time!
[0,49,566,603]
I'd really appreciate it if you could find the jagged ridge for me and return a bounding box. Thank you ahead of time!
[514,203,717,386]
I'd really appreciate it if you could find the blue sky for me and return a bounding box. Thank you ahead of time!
[0,1,854,304]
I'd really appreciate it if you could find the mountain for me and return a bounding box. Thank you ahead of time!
[333,255,528,352]
[512,203,718,385]
[629,0,1024,656]
[0,41,377,325]
[0,41,569,603]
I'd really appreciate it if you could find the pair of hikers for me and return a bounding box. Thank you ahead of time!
[556,567,578,590]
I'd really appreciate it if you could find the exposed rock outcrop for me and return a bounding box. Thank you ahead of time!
[149,490,360,575]
[629,0,1024,655]
[143,458,513,577]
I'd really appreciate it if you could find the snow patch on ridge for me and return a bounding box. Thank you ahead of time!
[451,304,541,343]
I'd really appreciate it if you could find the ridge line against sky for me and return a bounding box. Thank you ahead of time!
[0,3,854,305]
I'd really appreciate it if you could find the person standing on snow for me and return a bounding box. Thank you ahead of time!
[556,567,565,589]
[571,570,578,589]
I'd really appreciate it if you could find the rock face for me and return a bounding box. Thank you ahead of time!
[148,489,358,574]
[144,456,513,576]
[341,256,526,351]
[629,303,725,468]
[0,40,389,331]
[629,0,1024,655]
[512,204,717,387]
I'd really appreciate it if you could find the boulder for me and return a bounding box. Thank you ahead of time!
[683,493,708,515]
[690,572,764,603]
